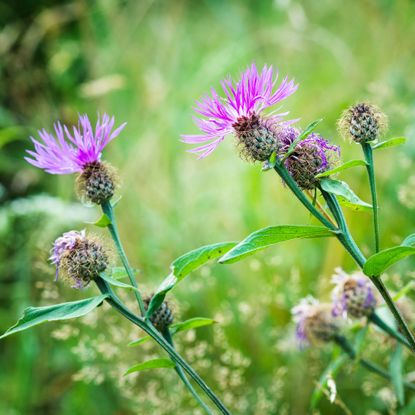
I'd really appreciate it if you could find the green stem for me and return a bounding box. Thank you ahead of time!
[273,163,337,231]
[101,200,146,316]
[162,329,213,415]
[334,335,415,391]
[320,189,415,354]
[361,143,380,253]
[95,277,231,415]
[273,163,415,353]
[370,312,411,350]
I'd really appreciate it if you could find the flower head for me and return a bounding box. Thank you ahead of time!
[278,127,340,189]
[292,296,341,347]
[144,296,174,332]
[337,102,388,143]
[25,114,126,175]
[51,230,109,289]
[331,268,377,319]
[182,64,298,161]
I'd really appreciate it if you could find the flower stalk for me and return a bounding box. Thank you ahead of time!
[95,277,230,415]
[361,142,380,253]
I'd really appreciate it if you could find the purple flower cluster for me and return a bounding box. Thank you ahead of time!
[292,296,341,346]
[182,64,298,159]
[25,114,125,175]
[50,230,86,279]
[331,268,377,319]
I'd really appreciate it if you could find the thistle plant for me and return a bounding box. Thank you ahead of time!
[183,63,415,405]
[1,113,239,414]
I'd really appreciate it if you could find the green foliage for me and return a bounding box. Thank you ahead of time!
[320,178,372,212]
[219,225,334,264]
[373,137,406,150]
[124,358,176,375]
[146,242,236,319]
[390,344,405,406]
[315,159,367,178]
[0,295,108,339]
[363,246,415,276]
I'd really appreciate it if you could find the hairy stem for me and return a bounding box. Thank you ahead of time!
[101,200,146,316]
[361,143,380,253]
[95,277,231,415]
[162,329,213,415]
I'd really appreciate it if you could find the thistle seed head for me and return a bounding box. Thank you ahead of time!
[332,269,377,319]
[144,297,174,332]
[232,113,279,162]
[51,230,109,289]
[76,161,117,205]
[292,297,342,346]
[338,102,388,143]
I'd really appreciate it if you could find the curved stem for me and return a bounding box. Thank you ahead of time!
[101,200,146,316]
[334,335,415,391]
[162,329,213,415]
[361,143,380,253]
[370,311,411,350]
[273,163,337,231]
[95,277,231,415]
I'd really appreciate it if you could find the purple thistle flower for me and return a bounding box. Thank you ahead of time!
[25,114,126,175]
[331,268,377,319]
[50,230,86,280]
[182,64,298,160]
[277,127,340,189]
[292,296,341,347]
[51,230,109,289]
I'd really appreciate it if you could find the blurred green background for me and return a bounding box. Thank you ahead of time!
[1,0,415,414]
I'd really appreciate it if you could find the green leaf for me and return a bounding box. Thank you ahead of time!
[320,178,372,212]
[170,317,215,335]
[219,225,335,264]
[315,159,367,178]
[124,358,175,375]
[390,344,405,406]
[0,294,108,340]
[402,234,415,247]
[282,119,323,161]
[128,336,151,347]
[91,213,111,228]
[109,267,129,280]
[99,273,139,292]
[128,317,215,347]
[373,137,406,150]
[363,246,415,276]
[393,281,415,302]
[310,354,348,409]
[146,242,236,318]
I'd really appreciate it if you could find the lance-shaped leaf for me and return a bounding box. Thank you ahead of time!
[90,213,111,228]
[320,178,372,212]
[0,294,108,339]
[363,246,415,276]
[219,225,335,264]
[390,344,405,406]
[146,242,236,318]
[373,137,406,150]
[315,159,367,178]
[124,358,175,375]
[128,317,215,347]
[99,273,139,292]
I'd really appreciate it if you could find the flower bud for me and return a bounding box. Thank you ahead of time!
[278,127,340,190]
[331,269,377,319]
[144,297,174,332]
[76,161,117,205]
[292,297,342,346]
[50,230,109,289]
[338,102,387,143]
[233,114,279,162]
